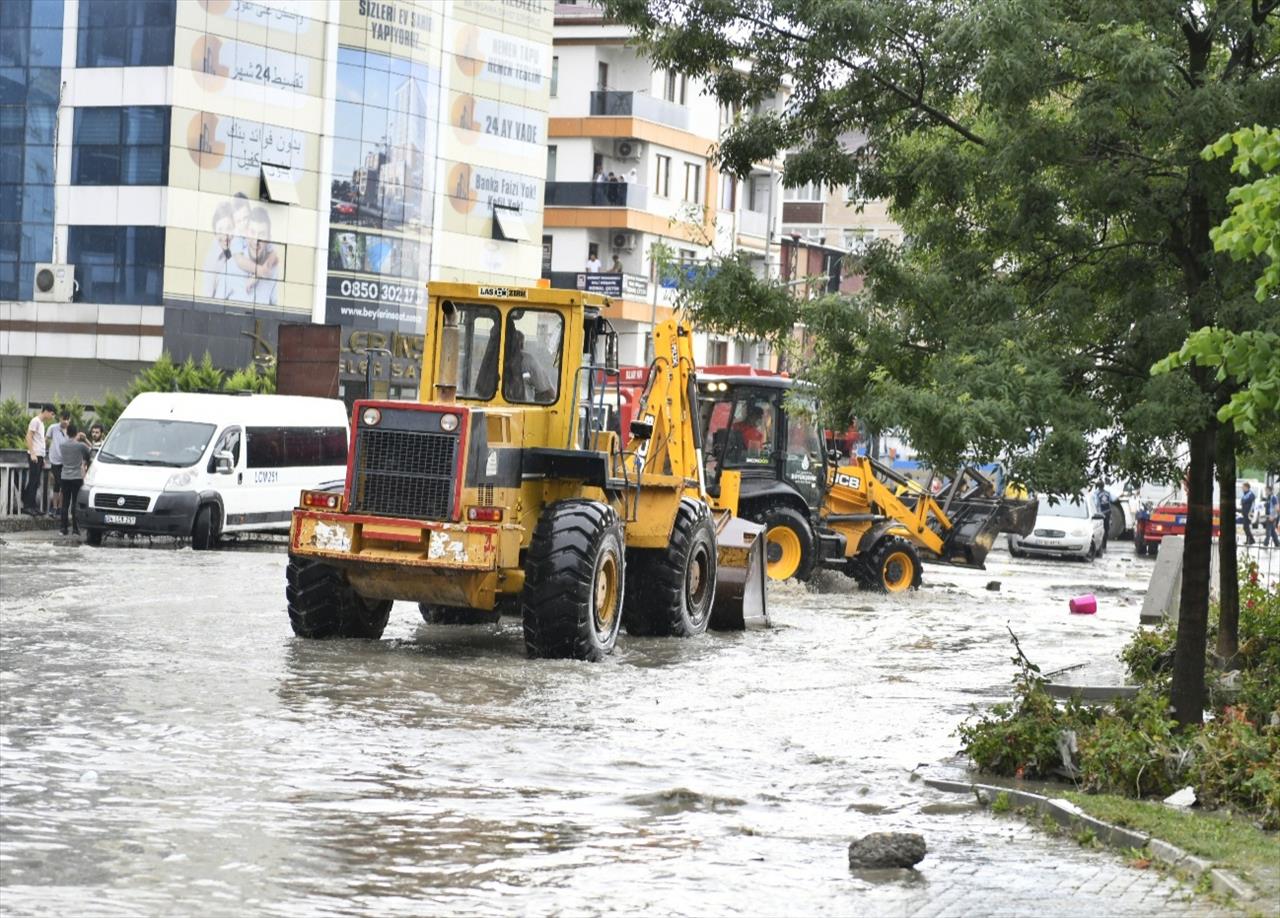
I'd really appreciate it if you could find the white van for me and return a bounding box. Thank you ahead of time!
[77,392,350,549]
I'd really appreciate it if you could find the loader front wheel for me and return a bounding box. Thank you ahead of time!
[868,538,922,593]
[521,500,624,661]
[418,604,500,625]
[286,555,392,639]
[758,504,814,582]
[623,499,717,637]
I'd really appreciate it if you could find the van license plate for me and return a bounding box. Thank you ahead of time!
[104,513,136,526]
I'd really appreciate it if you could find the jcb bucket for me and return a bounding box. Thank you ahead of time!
[939,497,1039,569]
[710,514,769,631]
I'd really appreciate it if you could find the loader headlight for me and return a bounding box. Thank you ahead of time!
[439,413,459,432]
[361,407,382,426]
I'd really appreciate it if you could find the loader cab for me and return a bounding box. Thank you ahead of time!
[698,376,827,510]
[422,283,617,452]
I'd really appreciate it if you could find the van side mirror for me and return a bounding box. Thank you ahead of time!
[215,450,235,473]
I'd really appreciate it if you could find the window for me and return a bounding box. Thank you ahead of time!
[67,225,165,304]
[550,55,559,97]
[708,339,728,364]
[453,303,501,400]
[246,427,348,468]
[546,144,556,181]
[503,308,564,405]
[844,228,875,253]
[0,2,62,300]
[784,181,823,202]
[661,69,686,104]
[597,61,609,92]
[72,107,170,185]
[654,154,671,197]
[77,0,175,68]
[718,174,736,211]
[208,427,242,472]
[683,162,702,203]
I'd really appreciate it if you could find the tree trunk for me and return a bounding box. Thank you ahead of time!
[1216,423,1239,664]
[1170,410,1216,727]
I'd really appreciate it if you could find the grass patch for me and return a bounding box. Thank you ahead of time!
[1063,790,1280,893]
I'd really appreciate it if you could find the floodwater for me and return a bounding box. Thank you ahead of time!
[0,536,1228,916]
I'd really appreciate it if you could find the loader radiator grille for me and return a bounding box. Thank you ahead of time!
[351,428,458,520]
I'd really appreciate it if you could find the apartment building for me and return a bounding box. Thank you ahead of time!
[545,1,785,367]
[1,0,554,405]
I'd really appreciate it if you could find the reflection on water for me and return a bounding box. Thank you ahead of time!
[0,541,1218,916]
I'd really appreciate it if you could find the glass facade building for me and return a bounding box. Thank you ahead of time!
[0,0,554,408]
[0,0,62,301]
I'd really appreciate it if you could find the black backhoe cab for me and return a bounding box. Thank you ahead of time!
[697,373,1039,591]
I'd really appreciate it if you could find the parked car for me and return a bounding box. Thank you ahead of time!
[1008,493,1107,561]
[1134,499,1222,556]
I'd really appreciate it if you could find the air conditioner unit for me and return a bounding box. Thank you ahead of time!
[33,263,76,303]
[611,232,638,251]
[613,139,642,160]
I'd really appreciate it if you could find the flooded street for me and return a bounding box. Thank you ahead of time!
[1,538,1227,916]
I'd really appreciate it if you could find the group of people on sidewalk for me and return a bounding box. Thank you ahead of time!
[22,404,104,536]
[1240,481,1280,548]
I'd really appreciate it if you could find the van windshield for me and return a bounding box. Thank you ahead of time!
[98,419,217,467]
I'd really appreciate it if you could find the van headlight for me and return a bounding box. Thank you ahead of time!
[165,470,196,491]
[83,462,97,487]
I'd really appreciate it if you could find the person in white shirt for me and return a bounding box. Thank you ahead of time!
[585,252,602,273]
[22,404,54,515]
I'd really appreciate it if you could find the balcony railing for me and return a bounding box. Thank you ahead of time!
[545,181,648,209]
[738,208,768,237]
[590,91,689,131]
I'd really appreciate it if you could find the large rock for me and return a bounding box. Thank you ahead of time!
[847,832,927,869]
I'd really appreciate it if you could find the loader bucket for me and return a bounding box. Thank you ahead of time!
[710,514,769,631]
[938,497,1039,570]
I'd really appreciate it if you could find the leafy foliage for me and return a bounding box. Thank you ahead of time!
[604,0,1276,493]
[1204,126,1280,303]
[1153,327,1280,436]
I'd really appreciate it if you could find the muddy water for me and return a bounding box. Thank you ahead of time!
[0,539,1224,915]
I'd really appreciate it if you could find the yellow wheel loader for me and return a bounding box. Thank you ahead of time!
[287,283,767,659]
[697,373,1037,592]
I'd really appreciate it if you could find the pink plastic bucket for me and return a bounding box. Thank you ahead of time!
[1069,594,1097,615]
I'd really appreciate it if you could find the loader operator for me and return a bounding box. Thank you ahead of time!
[502,327,558,404]
[728,404,768,462]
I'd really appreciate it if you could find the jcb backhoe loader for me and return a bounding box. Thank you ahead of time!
[697,372,1037,592]
[286,283,767,660]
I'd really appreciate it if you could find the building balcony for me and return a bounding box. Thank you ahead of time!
[545,181,648,209]
[738,208,768,237]
[589,91,689,131]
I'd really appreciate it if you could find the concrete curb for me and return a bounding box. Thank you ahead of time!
[924,778,1257,903]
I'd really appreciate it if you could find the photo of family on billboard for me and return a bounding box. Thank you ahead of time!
[199,192,283,307]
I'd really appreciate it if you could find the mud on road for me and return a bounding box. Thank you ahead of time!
[0,538,1230,916]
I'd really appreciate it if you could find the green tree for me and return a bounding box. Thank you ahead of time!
[605,0,1279,724]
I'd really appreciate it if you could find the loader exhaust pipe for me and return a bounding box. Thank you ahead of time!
[435,300,458,404]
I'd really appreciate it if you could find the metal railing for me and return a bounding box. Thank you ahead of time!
[589,91,689,130]
[1,449,54,519]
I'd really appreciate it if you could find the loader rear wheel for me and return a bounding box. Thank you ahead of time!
[868,538,922,593]
[521,500,624,661]
[286,555,392,639]
[758,504,814,582]
[623,498,717,637]
[418,604,500,625]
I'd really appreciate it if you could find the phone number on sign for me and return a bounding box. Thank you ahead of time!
[337,278,425,307]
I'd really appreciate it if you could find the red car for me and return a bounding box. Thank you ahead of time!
[1134,502,1220,555]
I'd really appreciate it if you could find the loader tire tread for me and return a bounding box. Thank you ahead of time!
[624,498,716,637]
[286,554,391,639]
[866,537,923,593]
[521,500,624,661]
